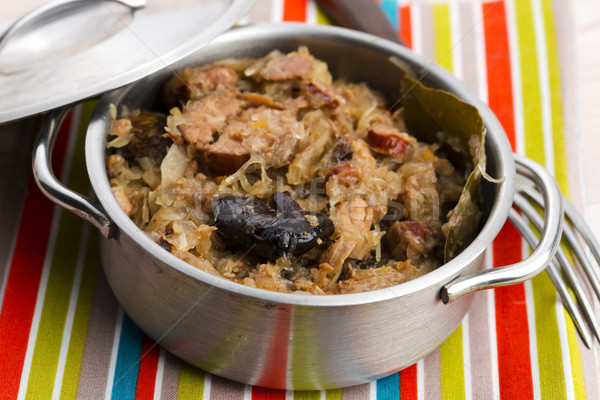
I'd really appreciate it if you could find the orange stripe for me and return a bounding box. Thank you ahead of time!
[399,6,413,49]
[135,335,161,399]
[483,1,517,150]
[283,0,307,22]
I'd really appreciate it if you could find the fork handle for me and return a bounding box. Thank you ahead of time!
[440,155,564,303]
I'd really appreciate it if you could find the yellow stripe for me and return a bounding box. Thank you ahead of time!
[433,5,465,399]
[564,308,587,400]
[515,0,545,164]
[177,364,206,399]
[315,4,331,25]
[531,273,567,399]
[325,389,343,400]
[541,0,585,394]
[440,325,465,400]
[541,0,569,196]
[515,0,575,397]
[560,241,587,399]
[433,4,453,72]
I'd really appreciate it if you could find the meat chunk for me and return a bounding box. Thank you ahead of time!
[162,65,239,106]
[305,80,341,108]
[337,198,373,235]
[224,106,302,168]
[203,133,250,176]
[366,123,414,159]
[239,92,285,109]
[400,161,439,227]
[384,220,436,261]
[326,164,360,186]
[168,93,242,149]
[333,197,378,260]
[189,65,238,93]
[262,53,313,81]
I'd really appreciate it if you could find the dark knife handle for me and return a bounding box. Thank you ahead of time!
[314,0,405,45]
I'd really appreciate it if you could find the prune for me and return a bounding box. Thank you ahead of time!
[212,192,334,261]
[120,111,169,161]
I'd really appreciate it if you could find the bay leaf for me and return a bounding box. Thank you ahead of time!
[401,76,486,262]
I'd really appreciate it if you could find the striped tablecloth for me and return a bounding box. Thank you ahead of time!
[1,0,598,399]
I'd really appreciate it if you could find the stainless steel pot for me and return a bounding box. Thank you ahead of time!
[32,23,563,390]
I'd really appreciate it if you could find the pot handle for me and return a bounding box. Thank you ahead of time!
[440,154,564,303]
[33,106,116,239]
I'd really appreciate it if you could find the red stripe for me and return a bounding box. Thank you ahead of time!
[135,335,161,400]
[254,304,292,389]
[283,0,307,22]
[483,1,516,150]
[493,223,533,399]
[252,386,286,400]
[0,114,72,399]
[400,364,418,400]
[399,6,413,49]
[483,2,533,397]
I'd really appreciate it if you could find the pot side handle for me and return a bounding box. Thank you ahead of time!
[440,155,564,303]
[33,106,116,239]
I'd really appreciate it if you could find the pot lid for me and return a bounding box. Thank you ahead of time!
[0,0,254,124]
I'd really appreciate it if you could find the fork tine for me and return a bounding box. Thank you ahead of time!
[520,187,600,301]
[523,185,600,269]
[553,240,600,343]
[508,208,594,348]
[514,194,600,344]
[563,194,600,268]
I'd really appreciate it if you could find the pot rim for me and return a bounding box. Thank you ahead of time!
[85,22,516,307]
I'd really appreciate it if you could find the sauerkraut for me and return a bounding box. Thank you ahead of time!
[106,47,475,295]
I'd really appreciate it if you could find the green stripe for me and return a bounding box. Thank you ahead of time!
[531,273,567,399]
[58,102,99,400]
[564,308,586,400]
[294,390,321,400]
[433,4,453,73]
[25,105,92,399]
[59,230,99,400]
[541,0,569,196]
[559,241,585,400]
[177,363,205,399]
[325,388,343,400]
[440,325,465,400]
[515,0,567,396]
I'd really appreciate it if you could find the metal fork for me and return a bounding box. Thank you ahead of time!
[510,187,600,348]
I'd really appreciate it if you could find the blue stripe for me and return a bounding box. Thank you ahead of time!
[377,372,400,400]
[111,313,143,399]
[380,0,399,29]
